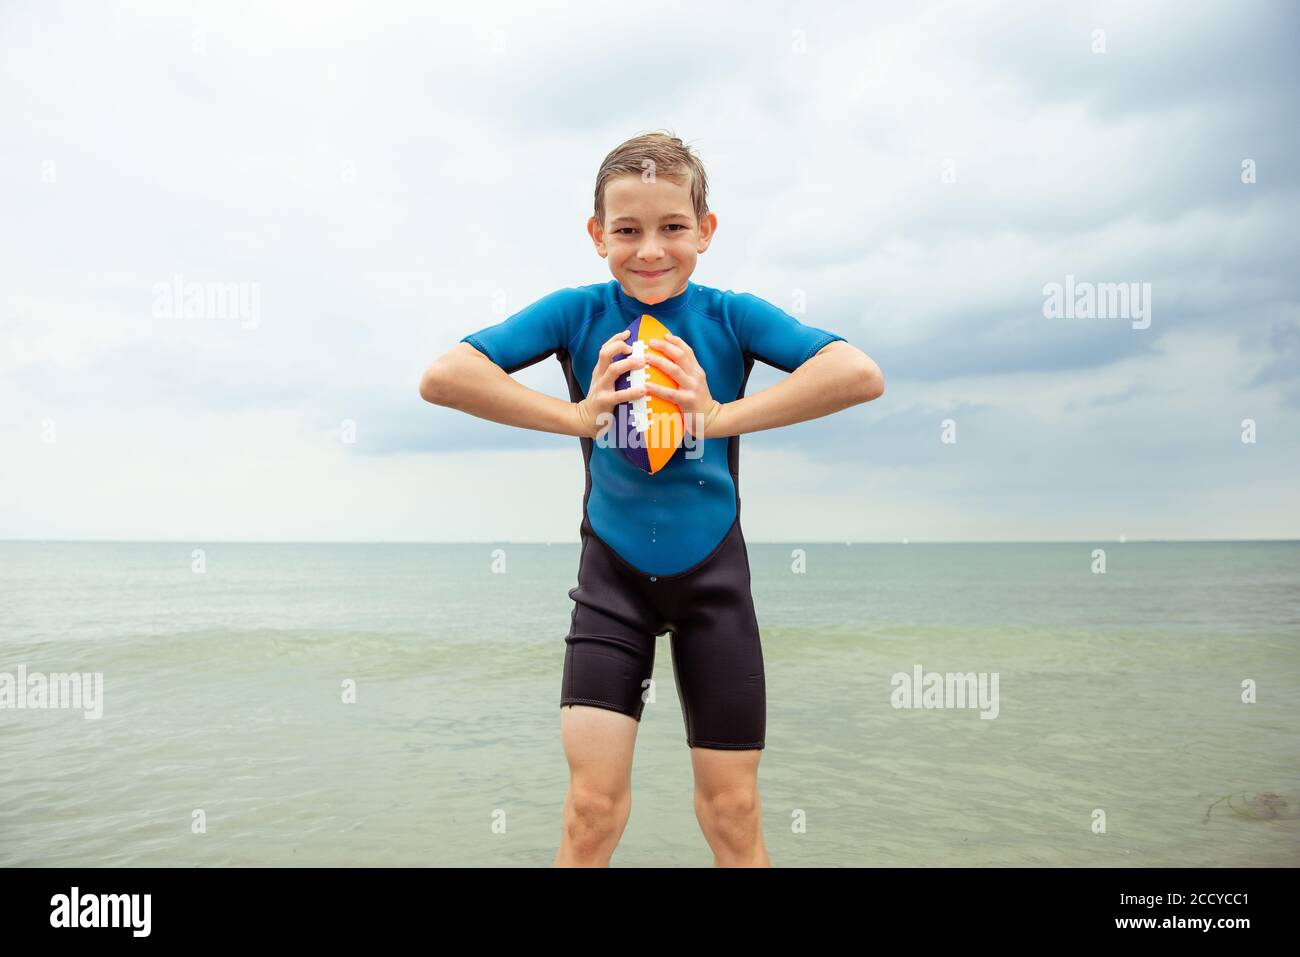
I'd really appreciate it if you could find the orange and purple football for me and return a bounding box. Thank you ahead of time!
[614,314,684,474]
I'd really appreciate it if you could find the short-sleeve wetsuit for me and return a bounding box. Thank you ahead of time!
[461,279,847,749]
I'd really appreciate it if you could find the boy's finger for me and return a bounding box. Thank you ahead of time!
[599,337,633,364]
[609,384,647,404]
[648,335,686,359]
[602,330,631,352]
[608,354,647,377]
[644,381,683,403]
[643,351,684,379]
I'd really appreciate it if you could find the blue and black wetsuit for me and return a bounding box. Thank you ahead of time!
[461,279,847,749]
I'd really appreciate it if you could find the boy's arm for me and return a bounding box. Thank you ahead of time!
[714,293,884,438]
[419,342,589,437]
[421,287,591,436]
[712,340,883,436]
[710,340,883,438]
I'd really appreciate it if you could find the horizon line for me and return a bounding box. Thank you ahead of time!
[1,537,1297,546]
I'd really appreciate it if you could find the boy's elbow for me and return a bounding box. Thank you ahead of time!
[859,362,884,401]
[419,363,450,405]
[421,343,494,405]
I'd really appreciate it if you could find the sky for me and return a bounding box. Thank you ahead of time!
[2,0,1297,543]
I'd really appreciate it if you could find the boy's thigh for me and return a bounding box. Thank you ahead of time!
[689,745,763,802]
[667,599,766,752]
[560,703,639,789]
[560,601,656,791]
[561,598,658,723]
[660,521,766,752]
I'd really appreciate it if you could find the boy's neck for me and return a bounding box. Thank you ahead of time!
[615,279,693,314]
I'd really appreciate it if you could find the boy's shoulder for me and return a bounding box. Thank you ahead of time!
[695,284,775,316]
[528,280,617,321]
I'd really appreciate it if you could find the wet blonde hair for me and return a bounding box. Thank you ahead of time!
[593,130,709,229]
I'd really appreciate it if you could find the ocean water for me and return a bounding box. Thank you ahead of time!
[1,539,1297,867]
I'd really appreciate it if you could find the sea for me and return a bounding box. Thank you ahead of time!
[1,539,1297,867]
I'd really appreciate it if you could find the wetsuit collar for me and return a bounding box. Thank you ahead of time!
[615,279,694,316]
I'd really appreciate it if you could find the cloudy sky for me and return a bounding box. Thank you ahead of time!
[2,0,1297,543]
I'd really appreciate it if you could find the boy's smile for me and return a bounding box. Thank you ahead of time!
[589,172,717,305]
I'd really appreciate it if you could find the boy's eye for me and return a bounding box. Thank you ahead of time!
[616,225,686,235]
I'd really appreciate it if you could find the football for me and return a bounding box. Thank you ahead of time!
[613,313,684,474]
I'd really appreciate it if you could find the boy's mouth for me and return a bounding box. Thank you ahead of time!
[633,268,673,279]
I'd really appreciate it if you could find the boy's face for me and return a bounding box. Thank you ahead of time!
[588,172,717,305]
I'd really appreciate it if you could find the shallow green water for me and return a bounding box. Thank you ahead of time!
[1,540,1296,866]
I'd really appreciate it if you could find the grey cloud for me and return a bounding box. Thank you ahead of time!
[2,0,1297,539]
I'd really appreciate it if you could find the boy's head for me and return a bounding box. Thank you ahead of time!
[588,131,718,305]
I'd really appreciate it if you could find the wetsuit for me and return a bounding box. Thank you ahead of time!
[461,279,847,749]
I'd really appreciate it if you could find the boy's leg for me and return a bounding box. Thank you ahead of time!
[557,522,659,867]
[659,518,769,865]
[689,747,769,867]
[555,703,638,867]
[672,625,768,866]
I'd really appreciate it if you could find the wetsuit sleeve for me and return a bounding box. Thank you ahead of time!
[733,293,848,373]
[460,288,577,374]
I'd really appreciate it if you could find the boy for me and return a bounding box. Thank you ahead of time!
[419,132,884,867]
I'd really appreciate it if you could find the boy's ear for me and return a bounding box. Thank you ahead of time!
[587,216,608,256]
[696,210,718,252]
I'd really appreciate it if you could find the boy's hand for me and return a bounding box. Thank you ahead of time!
[643,333,723,440]
[574,330,647,440]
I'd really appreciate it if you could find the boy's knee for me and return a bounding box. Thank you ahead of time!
[698,786,759,824]
[565,786,628,846]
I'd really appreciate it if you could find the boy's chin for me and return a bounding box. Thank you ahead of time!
[622,270,686,303]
